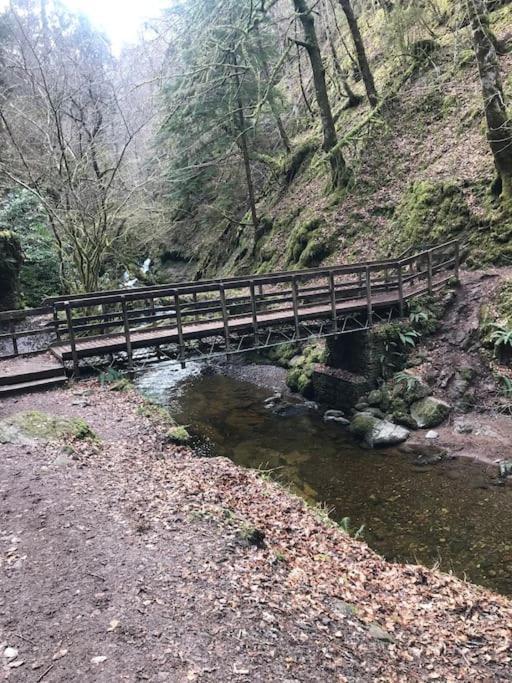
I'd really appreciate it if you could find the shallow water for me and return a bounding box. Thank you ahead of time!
[136,361,512,595]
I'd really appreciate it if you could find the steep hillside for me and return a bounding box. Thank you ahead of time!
[160,3,512,281]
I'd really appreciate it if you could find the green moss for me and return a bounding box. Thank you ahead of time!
[0,410,96,444]
[286,218,331,268]
[137,400,176,427]
[283,137,319,184]
[166,425,191,445]
[285,342,325,397]
[390,180,472,251]
[267,342,299,367]
[466,209,512,268]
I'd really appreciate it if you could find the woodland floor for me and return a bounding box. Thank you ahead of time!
[1,384,512,681]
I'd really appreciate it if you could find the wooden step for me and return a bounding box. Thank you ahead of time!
[0,366,65,387]
[0,375,67,397]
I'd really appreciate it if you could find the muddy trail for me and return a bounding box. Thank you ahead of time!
[1,384,512,681]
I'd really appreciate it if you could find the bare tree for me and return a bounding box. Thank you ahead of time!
[0,1,154,292]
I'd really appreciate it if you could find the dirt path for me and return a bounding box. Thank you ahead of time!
[1,384,512,681]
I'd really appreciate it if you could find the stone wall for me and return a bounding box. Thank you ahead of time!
[312,330,387,411]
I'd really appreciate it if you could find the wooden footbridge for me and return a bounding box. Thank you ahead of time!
[0,240,459,394]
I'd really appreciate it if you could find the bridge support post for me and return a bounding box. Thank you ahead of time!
[121,297,134,378]
[52,304,61,342]
[454,241,460,280]
[249,281,259,346]
[219,285,231,356]
[65,302,80,379]
[397,264,404,317]
[291,276,301,340]
[174,291,186,369]
[329,271,338,336]
[365,267,372,328]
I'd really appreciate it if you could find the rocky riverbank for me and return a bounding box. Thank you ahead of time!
[1,381,511,681]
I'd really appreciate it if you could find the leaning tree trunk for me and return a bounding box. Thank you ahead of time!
[338,0,379,108]
[467,0,512,202]
[324,16,362,108]
[293,0,349,188]
[232,52,259,233]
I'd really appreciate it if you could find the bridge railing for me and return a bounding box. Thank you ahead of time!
[51,239,458,369]
[0,239,459,364]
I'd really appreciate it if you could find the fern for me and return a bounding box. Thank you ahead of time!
[490,324,512,349]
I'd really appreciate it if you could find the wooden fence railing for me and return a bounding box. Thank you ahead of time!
[0,239,459,366]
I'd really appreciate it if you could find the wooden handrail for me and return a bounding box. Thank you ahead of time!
[1,240,459,360]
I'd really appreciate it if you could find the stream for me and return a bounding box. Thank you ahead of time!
[135,360,512,596]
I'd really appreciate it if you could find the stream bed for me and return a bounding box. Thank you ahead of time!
[136,360,512,596]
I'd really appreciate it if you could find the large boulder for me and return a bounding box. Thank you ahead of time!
[349,413,409,448]
[410,397,451,428]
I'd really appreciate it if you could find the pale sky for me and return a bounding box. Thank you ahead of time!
[64,0,168,51]
[0,0,168,52]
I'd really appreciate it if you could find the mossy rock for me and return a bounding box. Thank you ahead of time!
[137,401,175,427]
[391,372,432,406]
[166,425,191,445]
[285,342,325,398]
[0,230,23,311]
[410,397,451,428]
[0,410,96,444]
[391,181,472,251]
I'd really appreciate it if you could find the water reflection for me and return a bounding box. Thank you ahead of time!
[136,361,512,595]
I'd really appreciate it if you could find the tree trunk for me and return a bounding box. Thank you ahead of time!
[293,0,349,188]
[338,0,378,107]
[232,52,259,233]
[467,0,512,202]
[324,14,362,107]
[256,33,292,153]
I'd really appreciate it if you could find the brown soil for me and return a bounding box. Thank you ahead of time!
[411,268,512,464]
[1,383,512,681]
